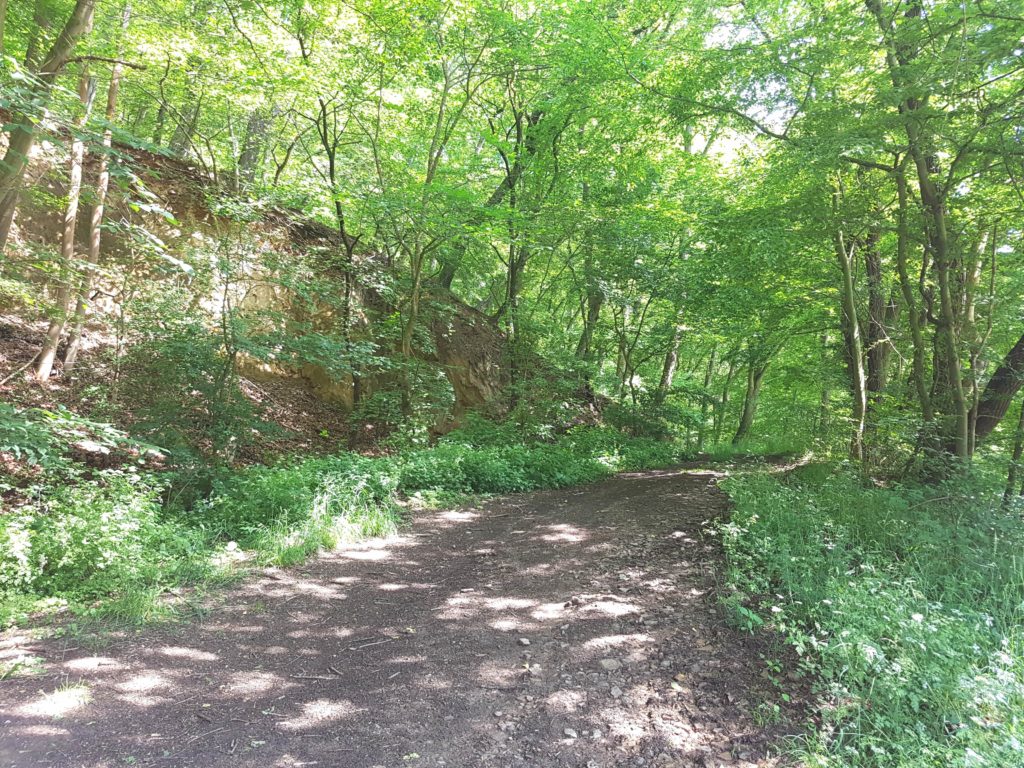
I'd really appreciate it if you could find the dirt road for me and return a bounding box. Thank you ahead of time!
[1,468,794,767]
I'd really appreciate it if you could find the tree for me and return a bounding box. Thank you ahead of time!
[0,0,97,250]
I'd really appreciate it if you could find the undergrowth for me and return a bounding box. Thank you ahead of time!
[0,406,684,628]
[718,464,1024,767]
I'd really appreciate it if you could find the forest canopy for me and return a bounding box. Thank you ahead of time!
[1,0,1022,472]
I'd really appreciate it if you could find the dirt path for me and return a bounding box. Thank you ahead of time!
[0,468,795,768]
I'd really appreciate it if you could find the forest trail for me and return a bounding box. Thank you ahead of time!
[0,469,794,768]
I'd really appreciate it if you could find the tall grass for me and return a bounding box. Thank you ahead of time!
[718,465,1024,767]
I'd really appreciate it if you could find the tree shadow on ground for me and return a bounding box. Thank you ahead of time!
[0,469,797,768]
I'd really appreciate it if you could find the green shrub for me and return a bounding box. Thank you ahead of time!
[1,470,202,602]
[119,289,262,463]
[199,454,400,543]
[0,403,151,478]
[396,445,470,493]
[718,466,1024,767]
[441,413,526,448]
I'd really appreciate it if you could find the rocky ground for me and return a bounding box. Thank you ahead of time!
[0,467,801,767]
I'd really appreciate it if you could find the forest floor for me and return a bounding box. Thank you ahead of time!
[0,467,801,768]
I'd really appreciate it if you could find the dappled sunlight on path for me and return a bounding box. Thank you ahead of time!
[1,469,793,768]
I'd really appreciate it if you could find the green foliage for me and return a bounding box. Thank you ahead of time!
[0,470,206,613]
[396,442,603,495]
[2,2,1022,758]
[0,403,147,475]
[394,421,682,496]
[604,398,700,441]
[718,467,1024,767]
[198,453,398,542]
[118,289,262,463]
[0,403,61,471]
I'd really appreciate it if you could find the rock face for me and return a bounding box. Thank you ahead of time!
[8,137,514,421]
[427,294,510,426]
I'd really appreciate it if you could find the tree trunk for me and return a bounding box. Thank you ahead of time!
[153,104,167,145]
[932,215,970,460]
[654,320,684,404]
[64,3,131,373]
[835,199,868,462]
[697,346,716,451]
[237,108,268,189]
[732,359,768,445]
[505,238,529,399]
[974,333,1024,444]
[35,72,97,382]
[615,304,632,400]
[23,0,50,69]
[575,281,602,360]
[713,357,737,445]
[0,0,97,252]
[864,229,894,402]
[0,0,8,55]
[895,163,934,423]
[817,331,831,433]
[964,230,994,456]
[170,90,201,157]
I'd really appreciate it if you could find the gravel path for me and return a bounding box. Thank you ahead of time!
[0,467,796,767]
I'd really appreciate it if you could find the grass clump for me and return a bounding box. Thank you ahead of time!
[718,465,1024,767]
[198,454,402,567]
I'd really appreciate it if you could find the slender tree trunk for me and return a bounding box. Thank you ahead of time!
[934,249,970,459]
[35,73,97,382]
[152,102,167,144]
[505,239,529,400]
[895,163,934,424]
[697,346,716,451]
[714,357,737,445]
[237,108,268,190]
[864,230,894,402]
[835,197,868,462]
[732,358,768,445]
[575,280,602,360]
[399,244,425,415]
[0,0,8,56]
[615,304,632,400]
[170,86,202,157]
[965,230,994,456]
[818,331,831,433]
[64,3,131,372]
[401,247,425,360]
[0,0,97,252]
[23,0,50,70]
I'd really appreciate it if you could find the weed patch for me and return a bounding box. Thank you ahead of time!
[718,466,1024,767]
